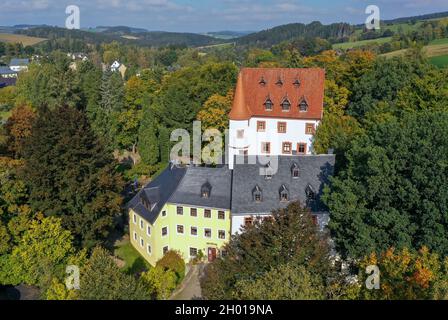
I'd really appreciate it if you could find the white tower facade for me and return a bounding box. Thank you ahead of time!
[228,68,325,170]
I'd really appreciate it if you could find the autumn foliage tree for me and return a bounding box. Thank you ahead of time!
[5,105,36,158]
[356,247,448,300]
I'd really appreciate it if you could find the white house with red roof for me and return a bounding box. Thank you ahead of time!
[228,68,325,170]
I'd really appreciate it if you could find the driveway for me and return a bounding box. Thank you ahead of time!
[170,264,204,300]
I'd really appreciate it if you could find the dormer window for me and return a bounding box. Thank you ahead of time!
[259,76,266,86]
[299,97,308,112]
[293,78,301,87]
[253,185,262,202]
[276,77,283,86]
[306,184,316,200]
[140,195,151,210]
[265,162,274,180]
[264,96,273,111]
[281,97,291,112]
[280,185,289,202]
[291,163,299,179]
[201,182,212,199]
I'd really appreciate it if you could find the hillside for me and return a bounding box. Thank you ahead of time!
[0,33,47,46]
[236,21,354,47]
[17,26,222,48]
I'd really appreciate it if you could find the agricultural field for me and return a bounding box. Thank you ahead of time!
[380,38,448,59]
[333,37,392,49]
[429,55,448,68]
[0,33,47,46]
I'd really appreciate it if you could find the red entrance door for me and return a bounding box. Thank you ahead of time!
[208,248,217,262]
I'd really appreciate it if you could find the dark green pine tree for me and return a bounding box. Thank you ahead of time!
[138,105,160,166]
[22,106,124,248]
[90,71,125,150]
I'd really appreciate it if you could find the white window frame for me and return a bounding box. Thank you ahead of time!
[204,228,212,239]
[204,209,212,219]
[139,237,144,248]
[176,224,185,235]
[163,246,169,255]
[161,210,167,218]
[189,247,198,259]
[190,226,198,237]
[132,213,137,224]
[161,226,169,238]
[147,244,152,256]
[147,225,151,237]
[133,232,137,241]
[139,218,144,230]
[218,229,226,240]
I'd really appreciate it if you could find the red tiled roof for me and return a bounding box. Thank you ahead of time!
[229,68,325,121]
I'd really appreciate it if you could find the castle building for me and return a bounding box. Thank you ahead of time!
[228,68,325,170]
[128,68,335,265]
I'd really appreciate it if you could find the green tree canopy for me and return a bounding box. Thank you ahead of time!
[324,111,448,258]
[21,106,124,248]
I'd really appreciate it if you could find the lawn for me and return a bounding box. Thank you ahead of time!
[429,55,448,68]
[333,37,392,50]
[0,33,47,46]
[430,38,448,45]
[114,238,151,274]
[380,39,448,59]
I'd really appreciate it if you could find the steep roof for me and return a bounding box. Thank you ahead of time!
[229,68,325,121]
[127,165,233,224]
[169,166,232,210]
[127,164,187,224]
[231,155,335,215]
[0,67,17,75]
[9,58,29,67]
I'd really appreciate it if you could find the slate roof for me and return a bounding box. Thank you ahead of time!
[127,164,187,224]
[9,58,29,67]
[0,77,17,88]
[229,68,325,121]
[169,166,232,210]
[128,155,334,223]
[127,164,232,224]
[0,67,17,75]
[231,155,335,215]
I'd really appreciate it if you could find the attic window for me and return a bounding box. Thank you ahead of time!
[276,77,283,86]
[291,163,300,179]
[201,182,212,199]
[293,78,301,87]
[265,162,274,180]
[306,184,316,200]
[140,195,151,210]
[259,76,266,86]
[281,97,291,111]
[253,185,262,202]
[280,185,289,202]
[299,98,308,112]
[264,97,273,111]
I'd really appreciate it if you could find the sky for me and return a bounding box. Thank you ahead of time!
[1,0,448,33]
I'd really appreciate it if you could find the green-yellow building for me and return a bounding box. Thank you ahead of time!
[127,164,232,266]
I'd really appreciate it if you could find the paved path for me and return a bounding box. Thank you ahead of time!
[170,264,204,300]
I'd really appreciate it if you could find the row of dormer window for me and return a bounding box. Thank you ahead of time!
[252,184,316,203]
[264,96,308,112]
[259,76,301,88]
